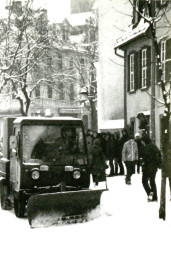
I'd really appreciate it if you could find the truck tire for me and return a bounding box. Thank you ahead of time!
[14,195,25,218]
[0,180,11,210]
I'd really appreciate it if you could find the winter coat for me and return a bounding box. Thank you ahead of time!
[106,136,117,159]
[122,139,138,162]
[117,134,129,159]
[86,134,93,153]
[142,142,162,169]
[135,139,145,158]
[89,142,107,179]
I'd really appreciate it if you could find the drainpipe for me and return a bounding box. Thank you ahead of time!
[114,47,127,128]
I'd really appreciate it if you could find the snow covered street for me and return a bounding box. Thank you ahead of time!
[0,170,171,256]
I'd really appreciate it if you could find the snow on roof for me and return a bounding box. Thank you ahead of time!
[100,119,124,130]
[68,12,93,27]
[13,116,81,124]
[115,20,150,49]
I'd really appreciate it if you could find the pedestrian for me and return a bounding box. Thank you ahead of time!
[106,133,116,176]
[114,131,124,175]
[89,138,108,186]
[85,129,93,153]
[101,132,107,158]
[141,135,162,202]
[134,133,145,174]
[163,140,171,201]
[122,135,138,184]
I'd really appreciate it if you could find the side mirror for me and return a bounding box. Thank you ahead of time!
[10,136,17,150]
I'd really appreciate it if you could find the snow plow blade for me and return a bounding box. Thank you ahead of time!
[27,189,106,227]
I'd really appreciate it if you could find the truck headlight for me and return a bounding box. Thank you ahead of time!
[73,170,81,179]
[31,170,40,180]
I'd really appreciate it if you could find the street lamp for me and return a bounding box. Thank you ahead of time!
[79,87,88,102]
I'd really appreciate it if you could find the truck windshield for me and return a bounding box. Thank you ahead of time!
[22,125,87,165]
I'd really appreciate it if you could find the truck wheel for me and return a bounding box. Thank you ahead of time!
[14,196,25,218]
[0,181,11,210]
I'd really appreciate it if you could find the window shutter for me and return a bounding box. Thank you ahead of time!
[166,38,171,83]
[146,46,151,88]
[134,52,138,91]
[138,50,142,89]
[127,54,130,92]
[157,41,161,83]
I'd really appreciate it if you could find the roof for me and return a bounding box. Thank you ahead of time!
[115,20,150,49]
[99,119,124,130]
[13,116,81,124]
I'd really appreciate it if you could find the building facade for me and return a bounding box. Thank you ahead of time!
[115,0,171,148]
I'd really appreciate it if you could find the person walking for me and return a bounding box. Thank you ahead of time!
[89,138,107,186]
[106,133,116,176]
[134,133,145,174]
[122,135,138,184]
[114,131,125,175]
[141,136,162,202]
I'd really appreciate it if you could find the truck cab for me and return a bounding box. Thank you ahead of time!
[0,117,90,217]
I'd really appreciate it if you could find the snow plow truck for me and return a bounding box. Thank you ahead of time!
[0,116,107,227]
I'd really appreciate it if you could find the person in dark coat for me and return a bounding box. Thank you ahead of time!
[115,129,129,175]
[89,138,107,186]
[101,132,107,157]
[141,136,162,202]
[106,133,117,176]
[85,129,93,154]
[134,133,145,174]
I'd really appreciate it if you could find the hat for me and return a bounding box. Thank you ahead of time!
[135,133,140,138]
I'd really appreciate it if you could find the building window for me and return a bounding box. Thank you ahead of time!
[142,49,147,88]
[35,85,40,97]
[58,53,62,69]
[47,85,52,99]
[59,82,64,100]
[161,40,166,82]
[130,54,135,91]
[69,84,75,101]
[69,57,73,70]
[80,58,85,68]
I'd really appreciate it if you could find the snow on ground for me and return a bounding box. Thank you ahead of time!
[0,170,171,256]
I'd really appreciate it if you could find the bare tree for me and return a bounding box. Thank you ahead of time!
[0,0,51,116]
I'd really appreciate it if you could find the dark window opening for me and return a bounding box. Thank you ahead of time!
[58,53,62,69]
[35,85,40,97]
[47,85,52,99]
[59,83,64,100]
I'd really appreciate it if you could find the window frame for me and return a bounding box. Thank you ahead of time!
[141,48,147,89]
[130,53,135,92]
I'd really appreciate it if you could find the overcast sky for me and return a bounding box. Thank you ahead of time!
[0,0,71,22]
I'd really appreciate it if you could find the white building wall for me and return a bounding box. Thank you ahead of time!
[98,0,132,131]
